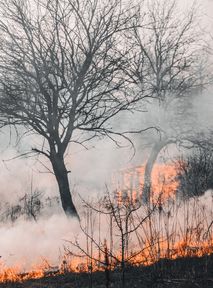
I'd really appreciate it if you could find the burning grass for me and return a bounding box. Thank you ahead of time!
[0,163,212,286]
[0,194,212,284]
[0,262,48,283]
[1,254,213,288]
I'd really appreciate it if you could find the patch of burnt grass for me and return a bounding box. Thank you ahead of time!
[1,254,213,288]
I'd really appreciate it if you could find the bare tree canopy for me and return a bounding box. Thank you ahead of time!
[128,0,205,102]
[0,0,209,217]
[0,0,140,218]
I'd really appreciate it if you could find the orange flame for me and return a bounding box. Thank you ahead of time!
[113,163,179,204]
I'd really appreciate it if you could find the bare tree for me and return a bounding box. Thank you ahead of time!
[125,0,208,203]
[68,189,158,288]
[0,0,140,218]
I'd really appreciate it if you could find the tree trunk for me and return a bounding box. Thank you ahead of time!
[142,139,175,204]
[121,235,125,288]
[51,154,79,219]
